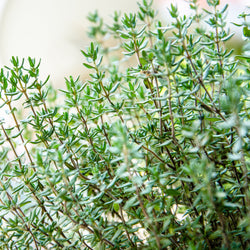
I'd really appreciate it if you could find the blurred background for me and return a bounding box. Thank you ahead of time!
[0,0,248,88]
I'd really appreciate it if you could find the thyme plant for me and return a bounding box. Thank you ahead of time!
[0,0,249,249]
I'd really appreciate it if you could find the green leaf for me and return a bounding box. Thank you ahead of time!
[165,189,180,197]
[113,202,120,212]
[139,57,148,67]
[83,63,95,69]
[124,196,139,209]
[243,26,250,38]
[156,139,172,147]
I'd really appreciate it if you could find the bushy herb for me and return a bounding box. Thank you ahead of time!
[0,0,249,249]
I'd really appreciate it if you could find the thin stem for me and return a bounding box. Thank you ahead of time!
[166,74,176,141]
[124,145,161,249]
[6,100,34,166]
[1,125,54,220]
[119,207,137,248]
[151,63,163,138]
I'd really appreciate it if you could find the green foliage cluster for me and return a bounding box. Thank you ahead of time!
[0,0,249,249]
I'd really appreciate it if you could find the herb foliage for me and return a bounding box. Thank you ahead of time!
[0,0,249,249]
